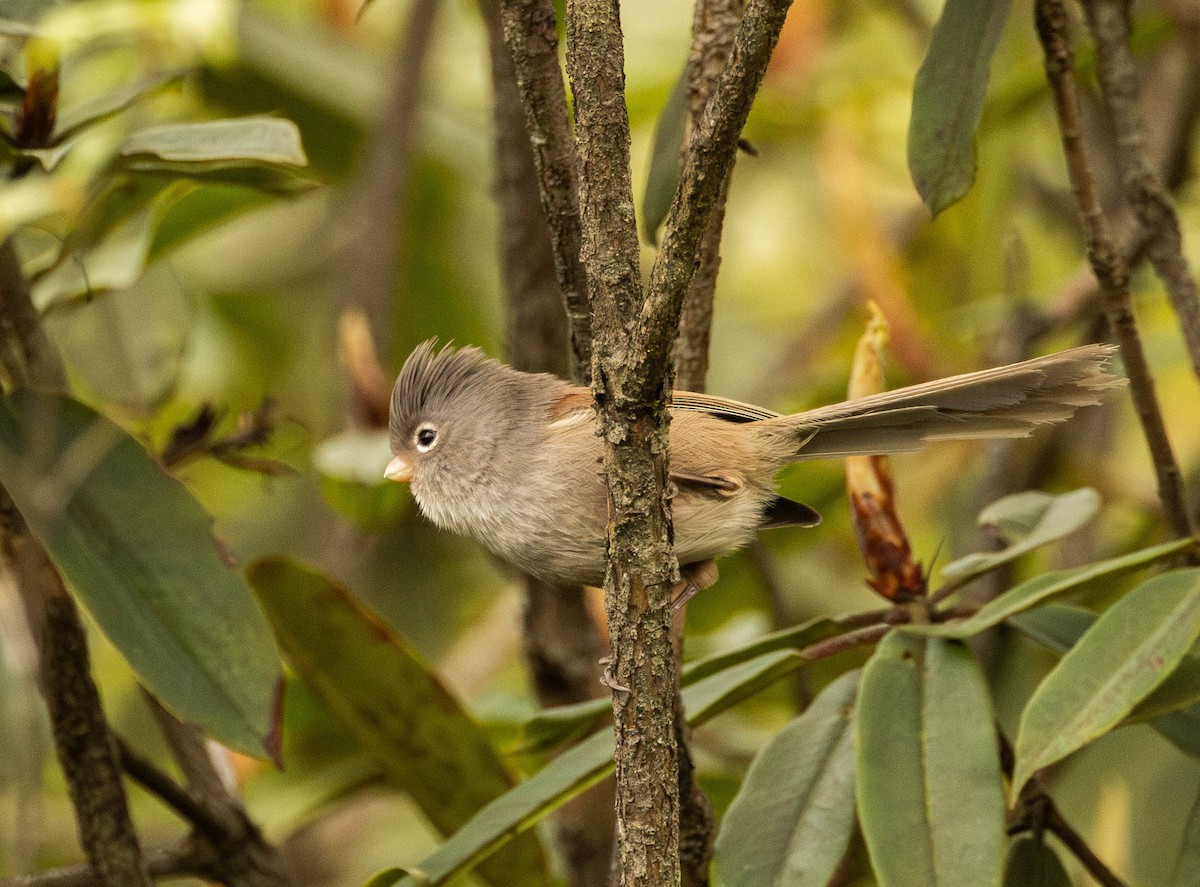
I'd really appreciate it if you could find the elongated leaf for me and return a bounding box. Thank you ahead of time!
[941,488,1100,582]
[246,559,550,887]
[0,391,281,758]
[714,670,859,887]
[915,539,1190,639]
[1012,569,1200,797]
[1010,603,1200,758]
[682,616,838,684]
[857,633,1005,887]
[641,65,689,245]
[120,118,315,194]
[518,616,837,754]
[373,650,804,887]
[1003,837,1071,887]
[123,118,307,166]
[1007,603,1096,653]
[53,73,180,145]
[907,0,1012,215]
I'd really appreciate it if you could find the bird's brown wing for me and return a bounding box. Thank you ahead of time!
[669,391,781,423]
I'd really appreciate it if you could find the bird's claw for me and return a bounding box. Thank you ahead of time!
[598,657,630,694]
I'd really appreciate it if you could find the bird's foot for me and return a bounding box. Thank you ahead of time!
[598,656,630,694]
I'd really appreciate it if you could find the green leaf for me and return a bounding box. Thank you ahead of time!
[1007,603,1096,653]
[33,203,160,310]
[376,650,803,887]
[857,633,1005,887]
[915,538,1191,639]
[907,0,1012,215]
[1012,569,1200,798]
[53,73,181,146]
[714,670,859,887]
[940,488,1101,582]
[518,616,836,754]
[640,65,689,245]
[1171,783,1200,887]
[0,391,281,759]
[122,118,308,166]
[246,559,551,887]
[682,616,838,684]
[1002,837,1071,887]
[119,118,316,195]
[1010,603,1200,759]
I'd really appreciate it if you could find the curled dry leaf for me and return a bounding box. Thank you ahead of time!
[846,304,926,602]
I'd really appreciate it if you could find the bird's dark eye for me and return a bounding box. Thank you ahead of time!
[415,426,438,451]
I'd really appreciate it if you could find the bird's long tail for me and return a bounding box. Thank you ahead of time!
[758,344,1124,461]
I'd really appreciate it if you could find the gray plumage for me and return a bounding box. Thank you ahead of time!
[387,341,1122,587]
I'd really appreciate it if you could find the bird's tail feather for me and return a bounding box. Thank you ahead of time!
[760,344,1123,461]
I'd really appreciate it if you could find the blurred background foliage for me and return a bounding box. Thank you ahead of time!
[2,0,1199,884]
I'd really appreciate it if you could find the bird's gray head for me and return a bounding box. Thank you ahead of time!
[386,341,494,482]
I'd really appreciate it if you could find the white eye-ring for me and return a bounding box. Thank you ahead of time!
[414,423,439,452]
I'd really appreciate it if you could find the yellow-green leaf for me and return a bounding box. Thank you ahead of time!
[0,391,281,759]
[1012,569,1200,798]
[857,633,1005,887]
[714,669,859,887]
[247,558,551,887]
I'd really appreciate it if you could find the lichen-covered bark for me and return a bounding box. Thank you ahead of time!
[565,0,682,882]
[497,0,593,383]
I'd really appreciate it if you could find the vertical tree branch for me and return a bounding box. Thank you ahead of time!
[673,0,745,393]
[497,0,593,382]
[565,0,682,882]
[641,0,793,398]
[1082,0,1200,379]
[0,240,149,887]
[478,0,614,882]
[1035,0,1195,539]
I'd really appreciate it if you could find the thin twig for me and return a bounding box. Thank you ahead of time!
[1,844,209,887]
[1043,805,1129,887]
[673,0,745,393]
[115,738,228,841]
[1082,0,1200,380]
[1035,0,1196,541]
[798,623,890,661]
[638,0,795,402]
[1001,732,1130,887]
[497,0,592,382]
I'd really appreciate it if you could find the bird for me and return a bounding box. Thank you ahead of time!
[384,340,1121,594]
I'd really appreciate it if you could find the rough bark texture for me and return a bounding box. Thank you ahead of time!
[566,0,682,882]
[478,0,615,882]
[21,584,150,887]
[673,0,745,393]
[497,0,593,383]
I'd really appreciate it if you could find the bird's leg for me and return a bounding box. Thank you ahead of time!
[672,560,719,611]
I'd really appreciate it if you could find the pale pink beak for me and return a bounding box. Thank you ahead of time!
[384,454,414,483]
